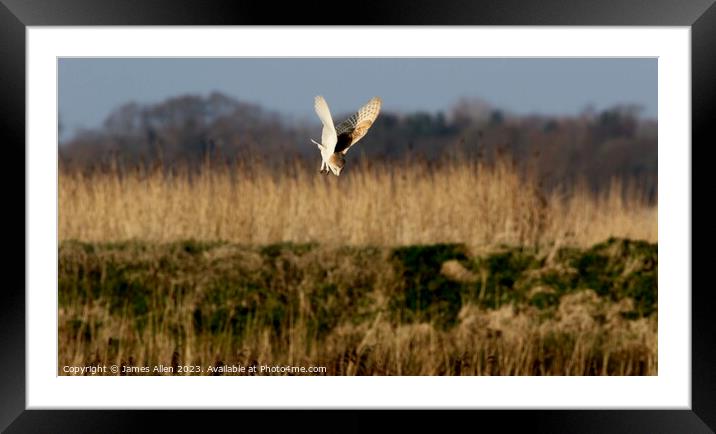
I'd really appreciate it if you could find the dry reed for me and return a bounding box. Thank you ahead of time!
[58,153,657,376]
[59,155,657,248]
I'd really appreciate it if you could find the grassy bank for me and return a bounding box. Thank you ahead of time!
[59,238,657,375]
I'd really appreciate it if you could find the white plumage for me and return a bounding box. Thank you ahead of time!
[311,96,382,176]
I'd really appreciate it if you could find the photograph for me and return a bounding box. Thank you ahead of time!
[57,57,658,377]
[3,0,710,427]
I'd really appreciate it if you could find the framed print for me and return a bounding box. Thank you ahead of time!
[4,0,715,431]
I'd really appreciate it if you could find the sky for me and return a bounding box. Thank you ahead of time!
[58,58,657,142]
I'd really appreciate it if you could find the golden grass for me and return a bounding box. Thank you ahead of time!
[58,154,657,376]
[58,242,657,376]
[60,304,657,376]
[59,155,657,248]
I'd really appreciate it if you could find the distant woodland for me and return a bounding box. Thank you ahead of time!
[59,92,657,198]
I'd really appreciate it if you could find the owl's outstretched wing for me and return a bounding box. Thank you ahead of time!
[314,96,338,153]
[334,97,382,155]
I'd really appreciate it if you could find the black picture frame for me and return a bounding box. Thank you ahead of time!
[3,0,714,432]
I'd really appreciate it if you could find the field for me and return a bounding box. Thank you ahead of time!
[58,156,658,375]
[59,155,656,247]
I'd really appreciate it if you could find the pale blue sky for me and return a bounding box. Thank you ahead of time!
[59,58,657,141]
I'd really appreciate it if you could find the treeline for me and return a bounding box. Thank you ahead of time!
[59,92,657,196]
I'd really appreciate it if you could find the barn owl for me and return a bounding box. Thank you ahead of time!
[311,95,382,176]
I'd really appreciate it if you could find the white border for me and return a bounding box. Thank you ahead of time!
[27,27,690,409]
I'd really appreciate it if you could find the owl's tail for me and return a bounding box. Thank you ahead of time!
[311,139,325,151]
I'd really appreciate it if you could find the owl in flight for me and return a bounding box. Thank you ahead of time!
[311,95,382,176]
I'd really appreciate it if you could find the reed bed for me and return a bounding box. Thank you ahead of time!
[59,155,656,248]
[58,153,657,375]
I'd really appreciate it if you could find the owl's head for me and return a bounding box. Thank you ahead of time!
[328,154,345,176]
